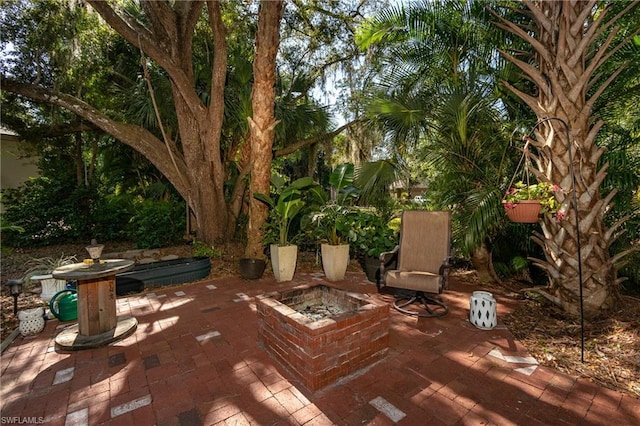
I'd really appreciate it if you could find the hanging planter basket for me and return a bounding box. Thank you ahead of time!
[503,199,542,223]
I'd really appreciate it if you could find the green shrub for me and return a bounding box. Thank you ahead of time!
[90,194,135,242]
[347,208,399,258]
[128,199,185,248]
[1,177,97,246]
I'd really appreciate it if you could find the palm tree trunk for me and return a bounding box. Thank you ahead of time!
[246,0,284,259]
[471,243,501,285]
[493,1,637,317]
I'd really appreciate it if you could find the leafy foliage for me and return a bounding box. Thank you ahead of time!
[304,163,360,245]
[347,208,399,258]
[22,253,77,289]
[1,175,185,249]
[2,177,93,245]
[129,199,185,249]
[192,239,222,259]
[254,174,322,246]
[310,204,355,246]
[90,194,136,242]
[354,160,399,209]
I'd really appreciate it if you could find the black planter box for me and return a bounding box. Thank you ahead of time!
[116,257,211,295]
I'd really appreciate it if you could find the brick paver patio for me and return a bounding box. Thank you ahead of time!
[1,270,638,425]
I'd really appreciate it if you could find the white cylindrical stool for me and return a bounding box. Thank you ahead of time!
[469,291,497,330]
[18,307,46,336]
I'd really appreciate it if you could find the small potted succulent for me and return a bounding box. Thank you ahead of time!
[503,181,562,223]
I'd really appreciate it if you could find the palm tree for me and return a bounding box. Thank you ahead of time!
[356,0,521,280]
[424,87,512,280]
[492,1,640,316]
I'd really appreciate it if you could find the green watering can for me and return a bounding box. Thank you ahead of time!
[49,289,78,322]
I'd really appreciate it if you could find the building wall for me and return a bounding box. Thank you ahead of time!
[1,131,40,212]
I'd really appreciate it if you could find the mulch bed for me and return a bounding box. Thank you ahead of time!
[2,243,638,400]
[503,292,640,399]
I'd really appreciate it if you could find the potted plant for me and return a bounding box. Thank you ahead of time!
[297,163,361,281]
[23,254,77,302]
[255,174,320,282]
[310,203,354,281]
[304,164,360,281]
[503,181,563,223]
[348,208,399,283]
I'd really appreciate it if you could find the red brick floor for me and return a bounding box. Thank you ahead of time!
[2,270,638,425]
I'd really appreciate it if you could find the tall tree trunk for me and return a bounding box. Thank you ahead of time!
[245,0,284,259]
[493,1,638,317]
[88,136,98,186]
[227,137,251,241]
[86,0,229,244]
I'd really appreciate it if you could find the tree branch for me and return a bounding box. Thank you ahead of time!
[2,79,190,195]
[568,27,619,103]
[489,7,553,66]
[274,120,358,157]
[500,81,542,115]
[497,49,549,94]
[17,121,100,140]
[86,0,206,118]
[206,0,228,166]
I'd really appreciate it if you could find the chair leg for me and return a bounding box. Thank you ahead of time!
[393,291,448,318]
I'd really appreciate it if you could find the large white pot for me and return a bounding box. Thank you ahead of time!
[321,243,350,282]
[270,244,298,282]
[32,274,68,302]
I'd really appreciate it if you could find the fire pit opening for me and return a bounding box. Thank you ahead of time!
[257,284,389,392]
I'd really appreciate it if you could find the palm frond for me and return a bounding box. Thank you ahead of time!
[354,160,401,207]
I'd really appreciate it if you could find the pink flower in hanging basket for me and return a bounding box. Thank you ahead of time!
[503,181,563,220]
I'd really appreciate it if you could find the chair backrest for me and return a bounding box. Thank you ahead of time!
[397,210,451,273]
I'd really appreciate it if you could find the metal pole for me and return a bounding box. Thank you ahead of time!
[526,117,585,362]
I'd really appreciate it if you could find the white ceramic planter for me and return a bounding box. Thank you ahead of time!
[270,244,298,282]
[32,274,68,302]
[469,291,497,330]
[18,307,45,336]
[321,243,350,282]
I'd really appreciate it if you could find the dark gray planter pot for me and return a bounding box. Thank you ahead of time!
[239,258,266,280]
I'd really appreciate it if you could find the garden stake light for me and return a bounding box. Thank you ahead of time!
[6,279,23,315]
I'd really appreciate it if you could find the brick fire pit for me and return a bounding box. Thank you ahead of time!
[256,284,389,392]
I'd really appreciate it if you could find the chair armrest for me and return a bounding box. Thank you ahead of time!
[378,245,399,287]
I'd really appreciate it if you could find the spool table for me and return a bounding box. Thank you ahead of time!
[53,259,136,350]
